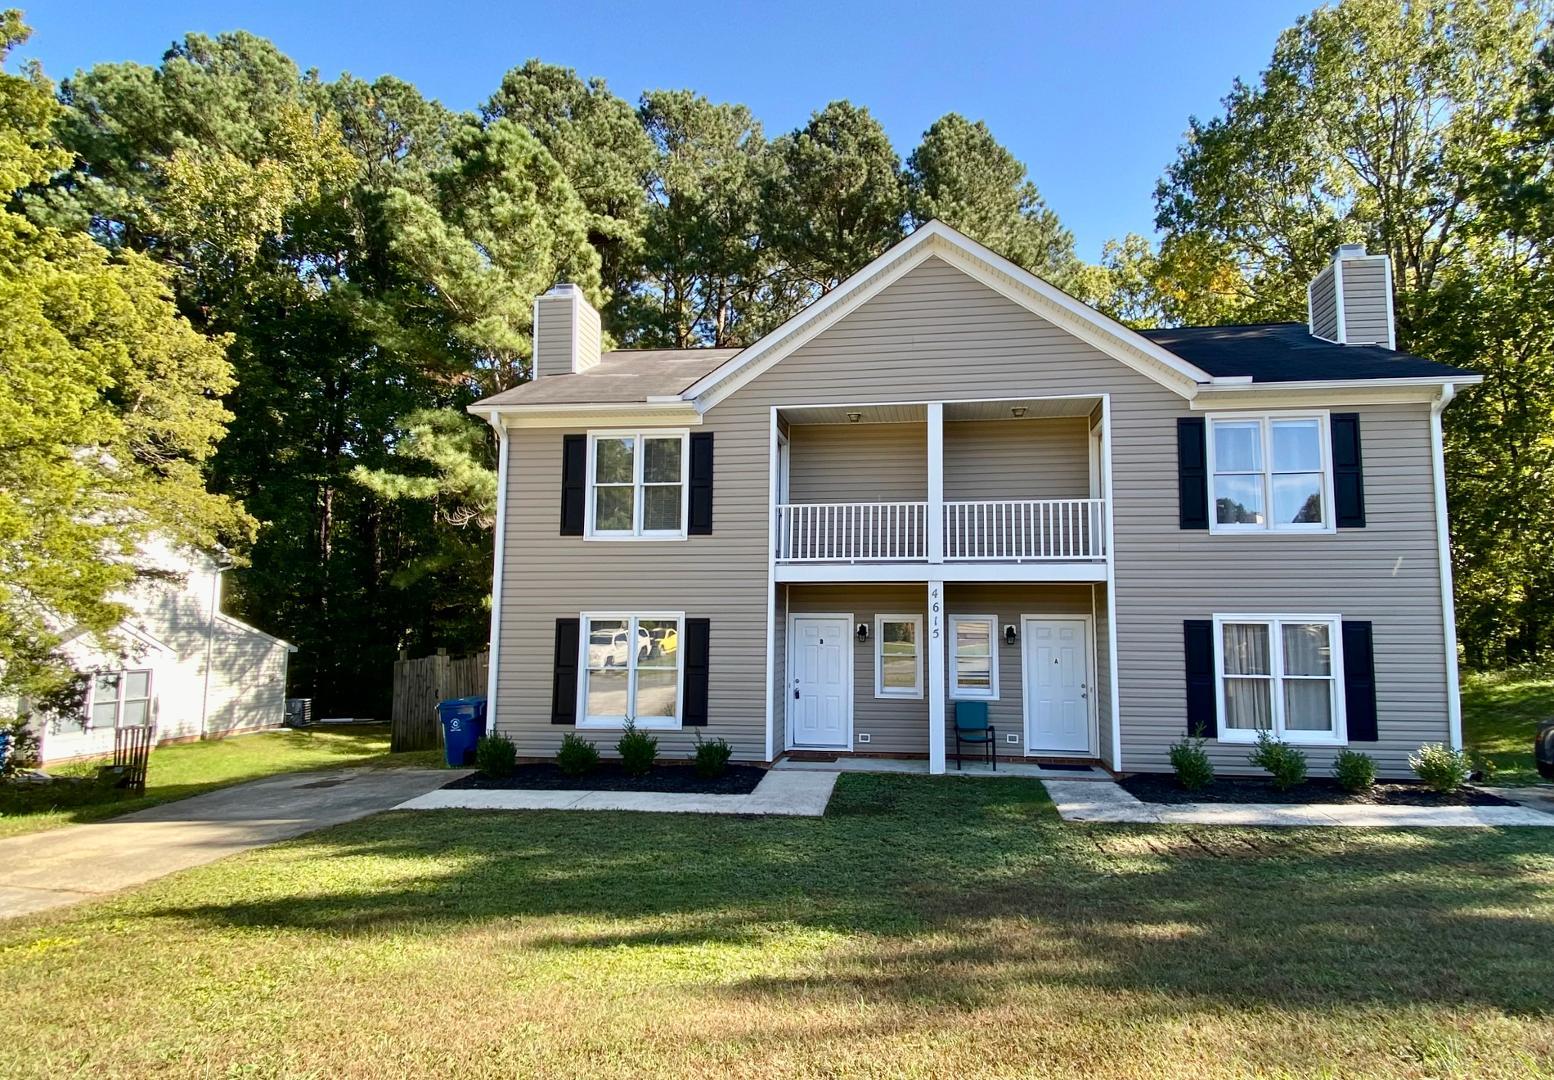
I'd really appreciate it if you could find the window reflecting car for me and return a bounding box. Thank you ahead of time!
[649,626,679,658]
[588,626,652,668]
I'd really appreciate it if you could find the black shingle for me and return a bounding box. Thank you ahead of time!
[1139,322,1474,383]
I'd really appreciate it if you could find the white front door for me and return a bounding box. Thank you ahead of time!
[1023,617,1092,754]
[789,615,851,749]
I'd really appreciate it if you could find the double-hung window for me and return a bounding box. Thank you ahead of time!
[1215,615,1345,745]
[580,613,684,728]
[949,614,999,700]
[874,614,923,699]
[89,669,152,729]
[1208,413,1333,533]
[587,431,688,539]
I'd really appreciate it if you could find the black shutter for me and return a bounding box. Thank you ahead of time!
[560,434,586,536]
[1177,417,1209,530]
[1342,620,1378,741]
[1183,619,1217,738]
[1331,413,1366,528]
[551,618,580,724]
[688,433,714,535]
[682,618,710,726]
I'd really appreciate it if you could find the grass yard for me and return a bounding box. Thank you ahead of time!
[3,774,1551,1078]
[0,725,441,839]
[1462,666,1554,786]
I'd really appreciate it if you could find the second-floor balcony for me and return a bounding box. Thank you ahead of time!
[776,498,1107,562]
[773,396,1109,576]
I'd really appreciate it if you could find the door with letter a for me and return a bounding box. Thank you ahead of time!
[1023,617,1093,755]
[789,615,851,749]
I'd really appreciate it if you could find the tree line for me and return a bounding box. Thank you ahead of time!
[2,0,1550,718]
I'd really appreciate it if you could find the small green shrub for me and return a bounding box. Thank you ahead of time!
[1409,742,1472,793]
[556,733,600,776]
[693,733,733,779]
[1331,748,1376,794]
[616,720,658,777]
[1167,732,1214,791]
[473,733,517,777]
[1248,731,1307,791]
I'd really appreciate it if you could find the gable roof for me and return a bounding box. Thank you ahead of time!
[1139,323,1475,384]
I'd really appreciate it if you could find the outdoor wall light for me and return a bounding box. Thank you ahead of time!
[856,622,870,642]
[846,411,862,423]
[1003,624,1018,646]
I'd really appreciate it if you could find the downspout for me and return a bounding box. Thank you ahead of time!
[484,413,511,729]
[199,565,224,740]
[1429,385,1463,750]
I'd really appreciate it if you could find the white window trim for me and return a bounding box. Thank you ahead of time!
[1212,613,1348,747]
[576,611,686,730]
[873,613,924,700]
[1206,411,1336,535]
[87,668,153,729]
[584,429,691,541]
[948,613,1000,701]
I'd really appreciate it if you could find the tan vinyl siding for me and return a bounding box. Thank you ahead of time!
[943,417,1089,500]
[787,422,926,503]
[575,300,602,374]
[495,254,1452,774]
[532,294,576,379]
[1310,264,1338,340]
[1339,257,1391,346]
[789,583,928,753]
[1093,582,1114,768]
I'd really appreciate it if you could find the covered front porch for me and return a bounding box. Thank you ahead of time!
[777,581,1116,775]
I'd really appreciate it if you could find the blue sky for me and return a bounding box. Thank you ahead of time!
[18,1,1313,260]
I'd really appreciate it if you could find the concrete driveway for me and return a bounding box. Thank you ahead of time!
[0,767,455,919]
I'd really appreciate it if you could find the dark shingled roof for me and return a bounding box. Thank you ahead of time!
[475,348,741,406]
[1138,322,1474,383]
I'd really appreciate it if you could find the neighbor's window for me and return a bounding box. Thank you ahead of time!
[588,432,688,538]
[89,669,152,729]
[949,615,999,700]
[1216,615,1344,744]
[874,615,923,699]
[580,613,684,727]
[1208,414,1331,532]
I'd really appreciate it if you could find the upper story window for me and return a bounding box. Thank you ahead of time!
[587,431,688,539]
[1207,413,1333,533]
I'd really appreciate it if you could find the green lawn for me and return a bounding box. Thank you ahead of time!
[3,774,1551,1078]
[0,724,441,839]
[1462,666,1554,786]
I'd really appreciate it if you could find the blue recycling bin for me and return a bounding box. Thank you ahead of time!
[437,695,487,767]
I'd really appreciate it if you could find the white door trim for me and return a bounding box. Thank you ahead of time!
[1020,613,1097,756]
[785,611,854,752]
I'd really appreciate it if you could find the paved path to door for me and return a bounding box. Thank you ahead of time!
[0,767,456,919]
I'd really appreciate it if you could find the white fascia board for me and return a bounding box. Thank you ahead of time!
[775,561,1108,584]
[469,402,704,429]
[213,613,294,650]
[685,221,1217,412]
[1190,376,1482,410]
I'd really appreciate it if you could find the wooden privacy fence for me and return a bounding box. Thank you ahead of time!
[391,648,489,752]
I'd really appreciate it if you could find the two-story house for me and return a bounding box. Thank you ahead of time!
[468,221,1479,777]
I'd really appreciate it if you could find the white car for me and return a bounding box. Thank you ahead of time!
[588,625,652,668]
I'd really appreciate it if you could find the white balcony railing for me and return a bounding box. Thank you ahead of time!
[944,499,1106,561]
[774,498,1107,562]
[776,502,927,562]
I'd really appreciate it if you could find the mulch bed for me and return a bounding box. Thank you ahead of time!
[1120,772,1517,807]
[445,762,766,795]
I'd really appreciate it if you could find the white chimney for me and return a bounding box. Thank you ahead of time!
[1307,245,1395,349]
[532,283,602,377]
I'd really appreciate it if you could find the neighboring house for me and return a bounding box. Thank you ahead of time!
[23,541,296,763]
[469,222,1479,776]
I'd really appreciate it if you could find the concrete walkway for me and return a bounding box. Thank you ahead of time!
[0,767,456,919]
[1049,779,1554,827]
[396,768,838,816]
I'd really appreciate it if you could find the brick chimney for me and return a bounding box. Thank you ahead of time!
[532,284,602,377]
[1307,244,1395,349]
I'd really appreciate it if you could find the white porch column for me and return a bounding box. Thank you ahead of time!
[927,401,944,563]
[927,579,946,774]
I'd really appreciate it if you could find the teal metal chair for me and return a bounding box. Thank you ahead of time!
[952,701,996,771]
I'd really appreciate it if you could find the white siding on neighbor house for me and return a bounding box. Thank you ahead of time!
[1339,257,1392,346]
[494,255,1453,774]
[204,619,290,735]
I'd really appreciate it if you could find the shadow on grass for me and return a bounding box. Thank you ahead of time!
[143,774,1554,1015]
